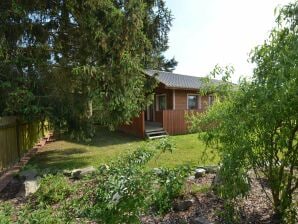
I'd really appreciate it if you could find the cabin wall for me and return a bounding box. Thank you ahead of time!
[118,112,145,138]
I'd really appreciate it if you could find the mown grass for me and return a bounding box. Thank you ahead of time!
[28,127,218,172]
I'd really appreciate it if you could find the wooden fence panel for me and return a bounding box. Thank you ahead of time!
[162,110,203,135]
[0,117,44,171]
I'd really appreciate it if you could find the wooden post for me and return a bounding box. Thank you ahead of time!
[16,118,21,159]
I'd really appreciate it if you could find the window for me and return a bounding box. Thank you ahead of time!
[209,95,215,106]
[187,95,198,109]
[156,94,166,110]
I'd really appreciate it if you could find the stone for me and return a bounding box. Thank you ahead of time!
[71,166,96,179]
[195,168,206,178]
[173,199,194,212]
[201,166,218,174]
[153,168,163,175]
[187,175,196,181]
[24,177,41,196]
[190,216,213,224]
[17,176,41,197]
[63,169,72,177]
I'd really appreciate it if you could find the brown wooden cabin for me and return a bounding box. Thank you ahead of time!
[119,70,216,139]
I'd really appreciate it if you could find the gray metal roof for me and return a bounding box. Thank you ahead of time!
[146,70,220,90]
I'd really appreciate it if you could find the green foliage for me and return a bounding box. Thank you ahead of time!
[79,146,155,223]
[35,174,74,205]
[70,138,186,223]
[0,138,190,223]
[0,0,176,139]
[152,166,190,214]
[0,203,13,224]
[189,2,298,223]
[0,203,64,224]
[16,207,64,224]
[155,137,175,153]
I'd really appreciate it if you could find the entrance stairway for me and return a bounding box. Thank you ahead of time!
[145,122,168,139]
[145,128,168,139]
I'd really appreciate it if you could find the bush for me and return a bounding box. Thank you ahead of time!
[152,166,190,214]
[76,138,185,223]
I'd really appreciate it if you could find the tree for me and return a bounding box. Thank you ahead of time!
[0,0,176,139]
[189,1,298,222]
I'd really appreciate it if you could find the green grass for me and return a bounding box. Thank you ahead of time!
[28,128,218,172]
[148,133,219,168]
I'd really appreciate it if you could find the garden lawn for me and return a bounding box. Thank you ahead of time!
[28,128,218,172]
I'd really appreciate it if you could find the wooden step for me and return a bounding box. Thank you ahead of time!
[148,135,168,140]
[145,128,168,139]
[145,130,167,135]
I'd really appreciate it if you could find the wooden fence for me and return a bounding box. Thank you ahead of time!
[0,117,44,171]
[162,109,203,135]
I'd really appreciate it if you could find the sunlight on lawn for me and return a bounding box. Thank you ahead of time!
[28,128,218,172]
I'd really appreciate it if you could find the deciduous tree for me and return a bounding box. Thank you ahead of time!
[189,1,298,222]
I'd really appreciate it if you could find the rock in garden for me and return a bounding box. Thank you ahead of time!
[71,166,96,179]
[202,166,218,174]
[190,216,213,224]
[173,199,194,212]
[153,168,163,175]
[195,168,206,178]
[188,175,196,181]
[63,169,72,177]
[17,176,41,197]
[24,177,41,196]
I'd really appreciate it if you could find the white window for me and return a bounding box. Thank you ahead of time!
[156,94,166,111]
[187,94,199,110]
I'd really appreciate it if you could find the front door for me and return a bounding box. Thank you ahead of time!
[146,105,154,121]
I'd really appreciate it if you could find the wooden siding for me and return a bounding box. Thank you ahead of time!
[174,89,211,110]
[155,111,163,124]
[162,109,203,135]
[118,112,145,138]
[119,84,213,138]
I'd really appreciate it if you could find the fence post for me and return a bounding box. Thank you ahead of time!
[16,118,21,159]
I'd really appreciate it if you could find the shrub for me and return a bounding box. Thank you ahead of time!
[152,166,190,214]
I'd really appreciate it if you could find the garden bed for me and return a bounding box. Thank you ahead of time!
[0,172,279,224]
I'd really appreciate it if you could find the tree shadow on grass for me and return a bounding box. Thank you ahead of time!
[28,148,92,173]
[59,126,142,148]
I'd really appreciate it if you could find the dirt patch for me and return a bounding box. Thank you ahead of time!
[0,177,24,201]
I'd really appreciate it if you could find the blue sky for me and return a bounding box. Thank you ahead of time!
[165,0,292,83]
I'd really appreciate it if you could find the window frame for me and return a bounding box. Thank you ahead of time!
[156,94,167,111]
[187,94,200,110]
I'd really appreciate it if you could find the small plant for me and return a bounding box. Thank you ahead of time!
[152,165,191,214]
[155,137,175,153]
[80,146,155,223]
[0,203,13,224]
[35,174,74,205]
